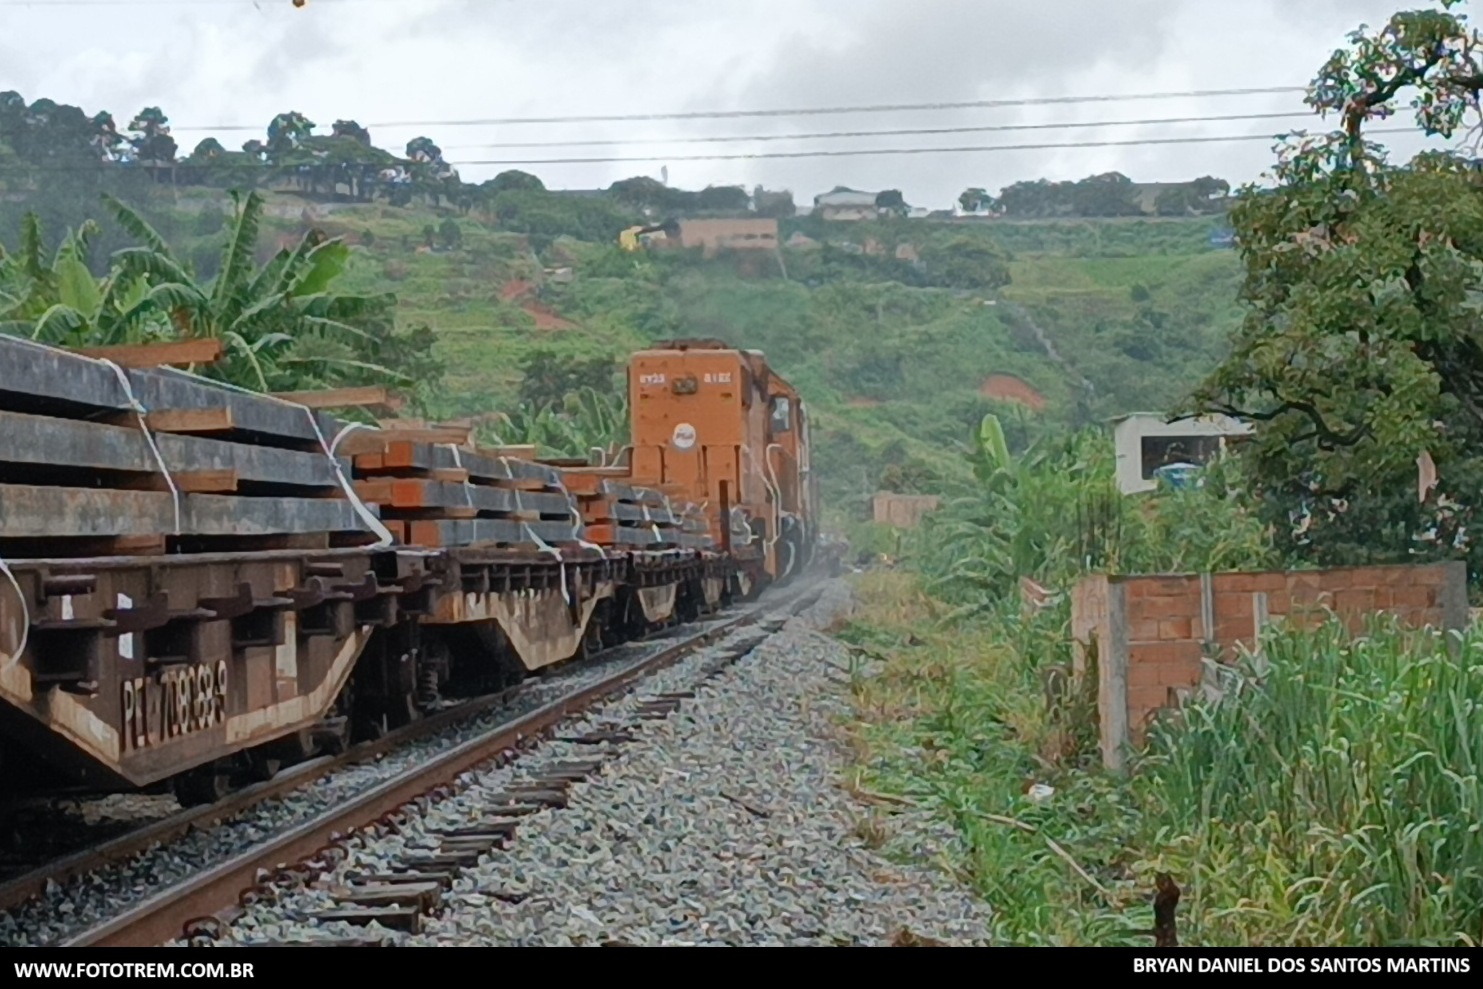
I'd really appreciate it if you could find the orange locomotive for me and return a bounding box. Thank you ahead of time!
[625,339,819,596]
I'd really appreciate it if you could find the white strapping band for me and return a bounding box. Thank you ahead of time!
[102,358,182,535]
[306,414,395,548]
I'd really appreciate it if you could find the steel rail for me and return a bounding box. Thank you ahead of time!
[0,599,751,913]
[59,583,820,948]
[0,682,529,914]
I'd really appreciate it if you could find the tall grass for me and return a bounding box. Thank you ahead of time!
[840,414,1482,946]
[1136,618,1483,946]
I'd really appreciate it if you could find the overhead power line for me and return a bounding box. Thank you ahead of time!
[0,125,1440,175]
[444,126,1432,167]
[444,111,1320,152]
[167,86,1311,133]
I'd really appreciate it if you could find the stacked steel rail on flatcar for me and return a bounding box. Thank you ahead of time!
[0,335,823,807]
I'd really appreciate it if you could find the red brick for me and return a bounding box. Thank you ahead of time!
[1257,572,1290,592]
[1129,595,1197,623]
[1372,587,1394,608]
[1286,572,1323,592]
[1392,586,1434,608]
[1127,685,1171,716]
[1130,640,1202,665]
[1311,569,1347,592]
[1158,617,1195,639]
[1126,576,1199,598]
[1333,588,1377,615]
[1129,659,1202,690]
[1217,572,1284,593]
[1214,592,1254,618]
[1128,618,1164,642]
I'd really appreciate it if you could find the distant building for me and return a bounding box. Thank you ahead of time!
[785,231,821,251]
[814,187,879,222]
[676,218,779,257]
[1112,412,1252,495]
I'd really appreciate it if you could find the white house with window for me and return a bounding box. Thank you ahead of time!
[1112,412,1252,494]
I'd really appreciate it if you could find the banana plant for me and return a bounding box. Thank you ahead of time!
[483,387,630,460]
[102,191,406,391]
[0,213,168,346]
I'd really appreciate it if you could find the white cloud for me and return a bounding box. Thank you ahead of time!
[0,0,1463,206]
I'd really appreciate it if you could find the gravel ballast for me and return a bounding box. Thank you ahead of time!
[219,579,993,947]
[0,612,744,947]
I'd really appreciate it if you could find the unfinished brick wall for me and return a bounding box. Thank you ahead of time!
[1070,561,1468,771]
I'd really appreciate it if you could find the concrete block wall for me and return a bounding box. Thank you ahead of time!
[1070,561,1468,771]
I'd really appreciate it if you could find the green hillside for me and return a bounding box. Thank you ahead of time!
[304,202,1227,506]
[313,203,1238,513]
[3,184,1241,516]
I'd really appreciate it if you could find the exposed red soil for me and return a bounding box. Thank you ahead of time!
[522,303,575,330]
[499,279,574,329]
[979,374,1047,411]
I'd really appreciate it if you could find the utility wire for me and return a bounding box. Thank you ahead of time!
[442,126,1433,166]
[443,111,1321,151]
[0,126,1441,174]
[165,86,1311,132]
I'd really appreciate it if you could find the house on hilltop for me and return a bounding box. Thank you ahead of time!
[814,187,879,221]
[676,218,779,257]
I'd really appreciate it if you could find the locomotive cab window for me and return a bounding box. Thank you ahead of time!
[770,396,792,433]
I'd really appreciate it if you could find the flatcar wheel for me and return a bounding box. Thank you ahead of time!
[354,712,389,743]
[246,750,282,783]
[174,765,232,807]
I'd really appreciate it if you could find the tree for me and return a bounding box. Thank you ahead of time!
[405,136,442,163]
[752,186,795,218]
[127,106,177,183]
[438,217,462,250]
[608,175,671,213]
[875,189,908,217]
[1154,185,1199,216]
[996,178,1074,217]
[920,237,1012,291]
[266,111,315,157]
[958,187,991,214]
[331,119,372,145]
[1189,175,1231,203]
[516,349,617,409]
[696,184,749,212]
[1072,172,1142,217]
[484,169,544,194]
[1188,0,1483,574]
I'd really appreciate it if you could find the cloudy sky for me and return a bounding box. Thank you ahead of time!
[0,0,1466,207]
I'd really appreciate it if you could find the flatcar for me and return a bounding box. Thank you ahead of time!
[0,336,824,805]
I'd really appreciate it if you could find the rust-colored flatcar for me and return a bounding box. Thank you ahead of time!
[0,335,826,806]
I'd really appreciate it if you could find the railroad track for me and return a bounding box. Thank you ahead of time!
[36,581,823,948]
